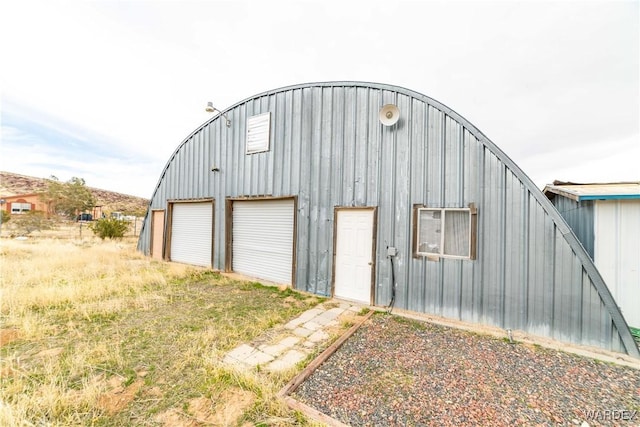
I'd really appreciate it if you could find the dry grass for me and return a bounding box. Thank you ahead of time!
[0,231,325,426]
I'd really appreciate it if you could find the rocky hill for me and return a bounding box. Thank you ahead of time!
[0,171,149,215]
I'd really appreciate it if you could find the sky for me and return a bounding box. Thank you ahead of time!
[1,0,638,199]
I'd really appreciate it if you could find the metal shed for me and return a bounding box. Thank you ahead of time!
[544,181,640,329]
[137,81,639,358]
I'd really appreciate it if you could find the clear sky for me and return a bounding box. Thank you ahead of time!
[1,0,638,199]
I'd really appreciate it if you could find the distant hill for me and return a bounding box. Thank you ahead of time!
[0,171,149,215]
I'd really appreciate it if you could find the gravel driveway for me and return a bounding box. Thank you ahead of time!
[293,314,640,426]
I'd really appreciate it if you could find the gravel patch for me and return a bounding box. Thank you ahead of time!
[293,314,640,426]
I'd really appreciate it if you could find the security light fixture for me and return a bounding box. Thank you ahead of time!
[206,102,231,127]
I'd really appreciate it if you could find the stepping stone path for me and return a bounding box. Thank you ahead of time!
[223,301,362,372]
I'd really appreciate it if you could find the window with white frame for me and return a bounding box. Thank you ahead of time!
[415,205,477,259]
[11,202,32,214]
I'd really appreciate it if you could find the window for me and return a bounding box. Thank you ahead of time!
[11,202,31,214]
[246,112,271,154]
[414,204,477,259]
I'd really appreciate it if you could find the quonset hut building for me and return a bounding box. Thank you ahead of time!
[137,81,639,358]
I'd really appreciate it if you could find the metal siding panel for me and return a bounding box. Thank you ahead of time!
[232,199,294,284]
[376,89,397,305]
[366,88,380,206]
[286,90,298,194]
[504,173,525,330]
[305,87,323,293]
[214,123,226,270]
[201,130,208,195]
[342,89,357,204]
[553,232,578,342]
[443,116,463,207]
[314,87,334,295]
[470,139,485,323]
[295,87,313,292]
[264,96,275,195]
[481,151,505,326]
[274,92,286,195]
[241,102,253,195]
[542,215,557,333]
[333,86,347,206]
[424,261,442,314]
[460,259,475,322]
[581,270,603,347]
[427,106,444,205]
[393,94,412,310]
[552,196,595,258]
[187,136,194,198]
[407,100,427,313]
[527,196,545,331]
[462,130,480,204]
[442,261,462,319]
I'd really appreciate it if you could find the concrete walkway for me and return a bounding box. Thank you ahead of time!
[223,300,362,372]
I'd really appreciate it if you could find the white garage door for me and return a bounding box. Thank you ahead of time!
[170,202,213,267]
[232,199,294,284]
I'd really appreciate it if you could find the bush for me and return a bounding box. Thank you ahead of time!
[89,218,129,240]
[11,211,54,236]
[1,210,10,225]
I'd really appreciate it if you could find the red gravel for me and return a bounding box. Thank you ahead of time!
[293,314,640,426]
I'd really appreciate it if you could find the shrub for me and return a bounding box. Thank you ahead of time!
[89,217,129,240]
[10,211,54,236]
[1,209,10,225]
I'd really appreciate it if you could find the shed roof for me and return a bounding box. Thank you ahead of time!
[543,181,640,201]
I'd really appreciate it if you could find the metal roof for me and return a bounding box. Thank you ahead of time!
[543,181,640,201]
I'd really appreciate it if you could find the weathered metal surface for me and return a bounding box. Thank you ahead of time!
[137,82,639,357]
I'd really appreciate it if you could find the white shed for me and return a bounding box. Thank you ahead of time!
[544,182,640,328]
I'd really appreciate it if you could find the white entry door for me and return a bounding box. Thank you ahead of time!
[334,209,375,304]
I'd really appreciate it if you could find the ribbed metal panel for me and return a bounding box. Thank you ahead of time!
[137,81,639,357]
[551,196,595,258]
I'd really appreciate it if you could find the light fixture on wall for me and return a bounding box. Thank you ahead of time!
[379,104,400,126]
[206,102,231,127]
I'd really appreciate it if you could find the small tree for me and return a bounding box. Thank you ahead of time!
[41,176,95,219]
[89,217,129,240]
[11,211,54,236]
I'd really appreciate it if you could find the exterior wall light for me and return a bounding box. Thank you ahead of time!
[206,102,231,127]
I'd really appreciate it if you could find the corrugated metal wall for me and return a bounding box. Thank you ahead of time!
[137,82,638,357]
[550,196,595,258]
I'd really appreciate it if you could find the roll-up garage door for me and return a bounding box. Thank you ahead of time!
[170,202,213,267]
[232,199,294,284]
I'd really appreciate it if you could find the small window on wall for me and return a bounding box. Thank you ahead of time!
[246,112,271,154]
[414,204,477,260]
